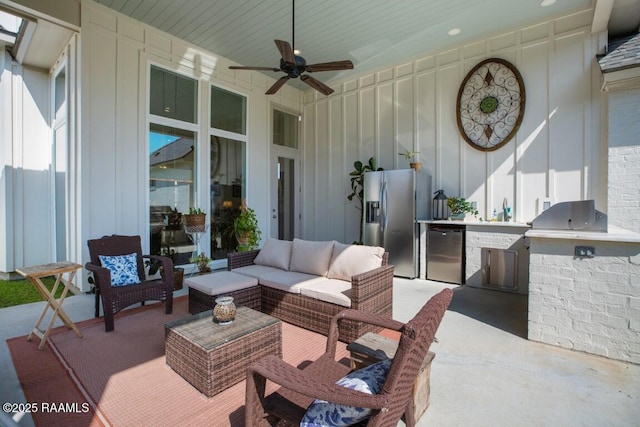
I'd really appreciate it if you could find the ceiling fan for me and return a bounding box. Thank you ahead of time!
[228,0,354,96]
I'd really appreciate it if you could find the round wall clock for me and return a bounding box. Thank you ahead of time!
[456,58,525,151]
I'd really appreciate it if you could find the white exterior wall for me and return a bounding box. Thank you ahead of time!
[608,88,640,234]
[302,7,605,244]
[77,1,302,290]
[528,238,640,364]
[0,51,53,275]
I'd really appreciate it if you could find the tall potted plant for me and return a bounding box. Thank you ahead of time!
[347,157,383,244]
[233,201,262,251]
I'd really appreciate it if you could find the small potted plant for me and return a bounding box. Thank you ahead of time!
[145,248,185,290]
[184,207,206,232]
[190,252,212,274]
[233,201,262,251]
[398,149,421,171]
[447,197,478,220]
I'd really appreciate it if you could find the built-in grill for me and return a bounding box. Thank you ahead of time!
[530,200,607,232]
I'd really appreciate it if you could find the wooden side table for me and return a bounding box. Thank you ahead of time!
[16,261,84,350]
[347,332,435,421]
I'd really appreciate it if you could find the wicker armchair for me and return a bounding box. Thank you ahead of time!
[86,235,174,332]
[245,288,453,427]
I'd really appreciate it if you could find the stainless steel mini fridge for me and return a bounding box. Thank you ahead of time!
[362,169,431,278]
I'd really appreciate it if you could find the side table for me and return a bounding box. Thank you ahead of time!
[347,332,435,421]
[16,261,84,350]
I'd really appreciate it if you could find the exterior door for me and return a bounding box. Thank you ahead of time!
[270,109,300,240]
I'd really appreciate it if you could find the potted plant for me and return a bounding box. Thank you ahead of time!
[145,249,185,290]
[446,197,478,220]
[184,207,206,232]
[190,252,212,274]
[233,201,261,251]
[398,149,421,171]
[347,157,383,244]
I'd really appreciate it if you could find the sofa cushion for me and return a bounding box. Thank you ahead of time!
[299,279,352,307]
[185,271,258,296]
[232,265,285,280]
[327,243,385,281]
[254,238,292,270]
[259,271,327,294]
[289,239,335,276]
[301,358,392,427]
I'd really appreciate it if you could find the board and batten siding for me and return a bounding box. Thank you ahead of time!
[302,7,604,245]
[79,1,302,290]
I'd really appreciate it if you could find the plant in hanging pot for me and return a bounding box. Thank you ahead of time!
[233,201,262,251]
[446,197,478,220]
[398,149,421,171]
[184,207,207,232]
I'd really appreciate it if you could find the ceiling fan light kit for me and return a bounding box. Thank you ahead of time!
[229,0,354,95]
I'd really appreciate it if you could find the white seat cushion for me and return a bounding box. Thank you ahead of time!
[254,238,293,270]
[258,271,326,294]
[231,265,284,280]
[299,279,352,307]
[289,239,335,276]
[327,243,385,281]
[185,271,258,296]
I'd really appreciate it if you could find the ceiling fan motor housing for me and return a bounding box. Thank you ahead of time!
[281,56,307,78]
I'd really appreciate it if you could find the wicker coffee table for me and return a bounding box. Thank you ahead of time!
[165,306,282,397]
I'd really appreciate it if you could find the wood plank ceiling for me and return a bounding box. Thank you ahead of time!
[96,0,638,85]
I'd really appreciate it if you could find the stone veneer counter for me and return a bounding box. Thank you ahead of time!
[525,225,640,364]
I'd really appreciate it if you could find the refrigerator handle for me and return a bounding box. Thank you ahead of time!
[380,181,389,232]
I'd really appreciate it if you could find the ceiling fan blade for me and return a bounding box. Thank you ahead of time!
[305,60,354,72]
[275,39,296,64]
[301,75,334,96]
[229,66,281,72]
[266,76,290,95]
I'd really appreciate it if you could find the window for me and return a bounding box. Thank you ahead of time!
[210,87,248,259]
[211,86,246,134]
[148,66,198,264]
[273,109,298,148]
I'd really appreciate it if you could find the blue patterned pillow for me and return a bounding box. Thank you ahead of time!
[300,359,391,427]
[98,253,141,287]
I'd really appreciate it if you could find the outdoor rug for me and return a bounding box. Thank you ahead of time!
[7,297,349,426]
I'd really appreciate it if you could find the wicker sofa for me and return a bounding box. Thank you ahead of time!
[222,238,394,343]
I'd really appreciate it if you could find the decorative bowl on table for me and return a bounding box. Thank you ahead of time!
[213,296,236,325]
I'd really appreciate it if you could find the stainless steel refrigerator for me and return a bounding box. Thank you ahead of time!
[363,169,431,278]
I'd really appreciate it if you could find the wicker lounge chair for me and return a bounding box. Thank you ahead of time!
[245,288,453,427]
[86,235,174,332]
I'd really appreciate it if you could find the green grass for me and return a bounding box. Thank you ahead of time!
[0,277,76,308]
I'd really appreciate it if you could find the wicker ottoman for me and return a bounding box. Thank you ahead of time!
[186,271,260,314]
[165,306,282,397]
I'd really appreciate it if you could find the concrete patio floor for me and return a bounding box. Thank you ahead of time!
[1,278,639,426]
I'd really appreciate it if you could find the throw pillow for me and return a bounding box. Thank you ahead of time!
[327,243,385,281]
[300,359,392,427]
[254,238,293,270]
[289,239,335,276]
[98,253,141,287]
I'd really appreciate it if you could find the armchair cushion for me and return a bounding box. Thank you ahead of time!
[254,238,292,270]
[301,359,392,427]
[327,243,385,281]
[98,253,141,287]
[289,239,335,276]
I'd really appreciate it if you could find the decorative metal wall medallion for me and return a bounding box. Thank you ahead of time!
[456,58,525,151]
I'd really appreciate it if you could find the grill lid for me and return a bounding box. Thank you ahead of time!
[531,200,607,232]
